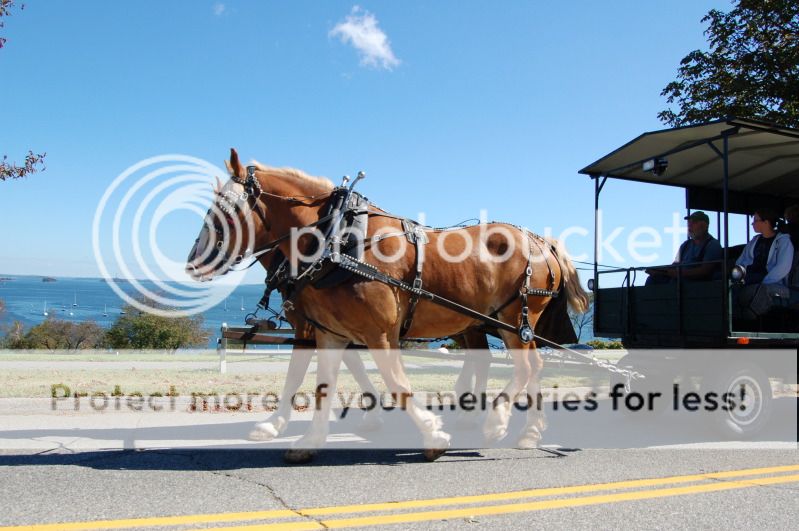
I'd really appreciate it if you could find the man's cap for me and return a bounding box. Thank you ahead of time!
[685,211,709,223]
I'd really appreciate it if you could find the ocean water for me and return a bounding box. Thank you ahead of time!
[0,275,593,348]
[0,275,279,347]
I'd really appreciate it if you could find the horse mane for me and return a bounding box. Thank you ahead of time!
[250,161,335,195]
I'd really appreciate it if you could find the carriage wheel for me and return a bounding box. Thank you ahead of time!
[708,363,772,439]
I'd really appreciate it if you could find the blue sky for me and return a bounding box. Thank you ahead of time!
[0,0,740,283]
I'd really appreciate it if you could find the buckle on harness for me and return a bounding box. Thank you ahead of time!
[282,300,295,312]
[518,306,534,344]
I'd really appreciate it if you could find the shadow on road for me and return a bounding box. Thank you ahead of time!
[0,398,795,468]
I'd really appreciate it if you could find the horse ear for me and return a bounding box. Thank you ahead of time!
[215,176,223,193]
[229,148,242,177]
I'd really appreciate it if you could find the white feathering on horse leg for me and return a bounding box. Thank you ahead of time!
[516,425,542,449]
[483,401,512,441]
[415,409,451,449]
[248,416,287,441]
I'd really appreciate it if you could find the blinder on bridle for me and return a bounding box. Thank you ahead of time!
[194,165,267,273]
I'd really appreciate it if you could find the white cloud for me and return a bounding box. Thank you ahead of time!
[212,3,225,16]
[329,6,400,70]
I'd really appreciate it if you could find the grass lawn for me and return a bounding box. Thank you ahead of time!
[0,364,605,399]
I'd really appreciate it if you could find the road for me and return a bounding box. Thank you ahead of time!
[0,448,797,530]
[0,398,797,530]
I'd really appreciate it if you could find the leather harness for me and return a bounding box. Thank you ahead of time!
[248,173,559,344]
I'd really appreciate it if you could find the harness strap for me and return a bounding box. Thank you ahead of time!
[400,228,427,337]
[517,233,535,343]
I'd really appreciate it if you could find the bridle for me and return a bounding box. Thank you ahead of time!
[193,165,335,277]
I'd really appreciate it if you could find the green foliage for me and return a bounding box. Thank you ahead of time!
[1,321,25,348]
[400,339,430,350]
[585,339,625,350]
[8,318,105,350]
[660,0,799,127]
[104,301,209,351]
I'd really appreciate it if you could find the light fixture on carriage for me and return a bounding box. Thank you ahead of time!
[587,278,595,291]
[642,157,668,176]
[730,264,746,283]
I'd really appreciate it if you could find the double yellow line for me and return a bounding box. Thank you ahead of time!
[3,464,799,531]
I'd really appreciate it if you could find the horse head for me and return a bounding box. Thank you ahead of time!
[185,148,268,281]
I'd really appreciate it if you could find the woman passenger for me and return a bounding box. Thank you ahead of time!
[734,207,794,319]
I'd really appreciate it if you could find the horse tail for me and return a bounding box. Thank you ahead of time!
[546,237,590,314]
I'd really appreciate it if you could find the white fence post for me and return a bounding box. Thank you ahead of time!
[218,322,228,374]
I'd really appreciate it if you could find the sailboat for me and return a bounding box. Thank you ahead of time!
[72,291,78,307]
[223,298,228,312]
[240,297,245,311]
[103,304,108,317]
[43,300,48,317]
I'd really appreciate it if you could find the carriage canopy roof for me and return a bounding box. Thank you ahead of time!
[579,118,799,207]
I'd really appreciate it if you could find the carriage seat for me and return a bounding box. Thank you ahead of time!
[771,249,799,310]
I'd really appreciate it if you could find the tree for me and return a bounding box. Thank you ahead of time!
[569,293,594,343]
[12,318,105,350]
[659,0,799,128]
[105,300,209,351]
[1,321,25,348]
[1,0,46,180]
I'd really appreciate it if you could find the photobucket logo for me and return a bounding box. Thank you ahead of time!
[286,216,531,273]
[92,154,246,317]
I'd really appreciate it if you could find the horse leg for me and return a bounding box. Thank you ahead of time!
[341,350,384,432]
[455,330,490,428]
[517,346,546,449]
[284,333,348,464]
[248,345,313,441]
[368,335,451,461]
[483,328,531,442]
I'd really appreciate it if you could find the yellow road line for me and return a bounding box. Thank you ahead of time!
[2,464,798,531]
[299,463,799,516]
[206,473,799,531]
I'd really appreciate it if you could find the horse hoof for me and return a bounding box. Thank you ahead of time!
[248,422,280,441]
[484,427,507,442]
[516,425,542,449]
[423,448,447,462]
[283,449,316,464]
[516,436,541,450]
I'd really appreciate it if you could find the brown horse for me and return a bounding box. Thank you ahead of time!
[187,149,588,462]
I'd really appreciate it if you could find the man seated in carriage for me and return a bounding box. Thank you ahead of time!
[645,211,723,285]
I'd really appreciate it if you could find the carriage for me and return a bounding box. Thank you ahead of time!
[580,117,799,436]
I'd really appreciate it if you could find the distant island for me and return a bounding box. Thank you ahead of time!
[42,277,57,282]
[0,277,13,282]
